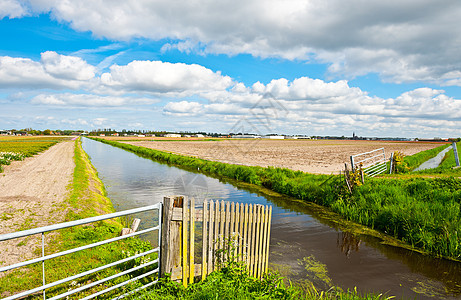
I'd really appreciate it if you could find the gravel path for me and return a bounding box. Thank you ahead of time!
[0,140,75,268]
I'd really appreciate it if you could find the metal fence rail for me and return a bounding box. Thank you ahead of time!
[350,148,388,177]
[0,203,162,300]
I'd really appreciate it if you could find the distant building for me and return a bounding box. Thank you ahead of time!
[99,134,105,137]
[137,134,145,137]
[262,135,284,139]
[231,135,261,138]
[193,134,205,138]
[165,133,181,138]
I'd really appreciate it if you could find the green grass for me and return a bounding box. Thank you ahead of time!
[0,138,156,298]
[89,137,461,261]
[411,141,461,175]
[134,262,394,300]
[402,143,450,171]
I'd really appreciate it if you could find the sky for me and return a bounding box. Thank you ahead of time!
[1,1,461,138]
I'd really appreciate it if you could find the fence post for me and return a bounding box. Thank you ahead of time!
[160,196,183,278]
[453,142,460,167]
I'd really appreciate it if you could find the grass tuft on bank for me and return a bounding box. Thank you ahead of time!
[90,137,461,261]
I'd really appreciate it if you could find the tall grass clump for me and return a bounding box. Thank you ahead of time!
[89,138,461,261]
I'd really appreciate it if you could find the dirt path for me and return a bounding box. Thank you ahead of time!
[0,140,75,267]
[123,139,442,174]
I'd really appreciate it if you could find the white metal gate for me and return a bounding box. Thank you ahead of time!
[0,203,162,300]
[350,148,388,177]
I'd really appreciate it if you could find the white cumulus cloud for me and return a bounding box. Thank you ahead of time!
[41,51,96,81]
[100,60,233,95]
[14,0,461,85]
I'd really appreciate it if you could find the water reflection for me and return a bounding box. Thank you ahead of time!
[337,232,362,258]
[82,138,461,299]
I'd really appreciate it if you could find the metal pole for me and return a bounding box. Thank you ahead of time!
[389,152,394,174]
[350,156,355,171]
[42,233,46,300]
[452,142,460,167]
[157,202,163,280]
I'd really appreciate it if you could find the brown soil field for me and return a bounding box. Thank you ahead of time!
[114,138,445,174]
[0,140,75,267]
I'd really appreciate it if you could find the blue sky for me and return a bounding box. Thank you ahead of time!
[1,1,461,138]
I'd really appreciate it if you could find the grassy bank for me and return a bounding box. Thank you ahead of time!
[402,143,450,171]
[90,137,461,261]
[1,138,154,298]
[412,141,461,175]
[135,262,393,300]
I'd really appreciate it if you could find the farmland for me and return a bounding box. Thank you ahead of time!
[99,136,444,174]
[0,136,69,172]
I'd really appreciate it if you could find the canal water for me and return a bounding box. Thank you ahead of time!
[82,138,461,299]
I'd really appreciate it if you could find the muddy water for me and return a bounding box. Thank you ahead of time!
[82,138,461,299]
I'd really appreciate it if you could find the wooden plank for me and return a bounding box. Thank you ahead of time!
[189,198,195,284]
[160,196,173,277]
[201,200,208,281]
[242,203,248,265]
[208,200,215,274]
[261,206,268,277]
[232,202,238,260]
[172,207,203,221]
[254,205,261,278]
[224,201,230,260]
[182,197,189,287]
[257,205,265,278]
[219,201,225,251]
[248,204,254,275]
[238,203,244,262]
[265,206,272,273]
[214,200,220,270]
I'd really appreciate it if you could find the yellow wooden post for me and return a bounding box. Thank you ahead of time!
[214,201,220,270]
[189,198,195,284]
[248,204,254,274]
[261,206,268,276]
[255,205,261,278]
[208,200,215,274]
[265,206,272,273]
[182,197,189,287]
[202,200,208,281]
[238,203,244,262]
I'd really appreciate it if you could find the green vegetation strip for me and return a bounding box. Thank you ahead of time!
[90,137,461,261]
[403,143,450,171]
[1,138,154,298]
[412,141,461,175]
[135,262,393,300]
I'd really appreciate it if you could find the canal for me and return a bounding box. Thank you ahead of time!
[82,137,461,299]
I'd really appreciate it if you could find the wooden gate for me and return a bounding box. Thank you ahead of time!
[160,196,272,286]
